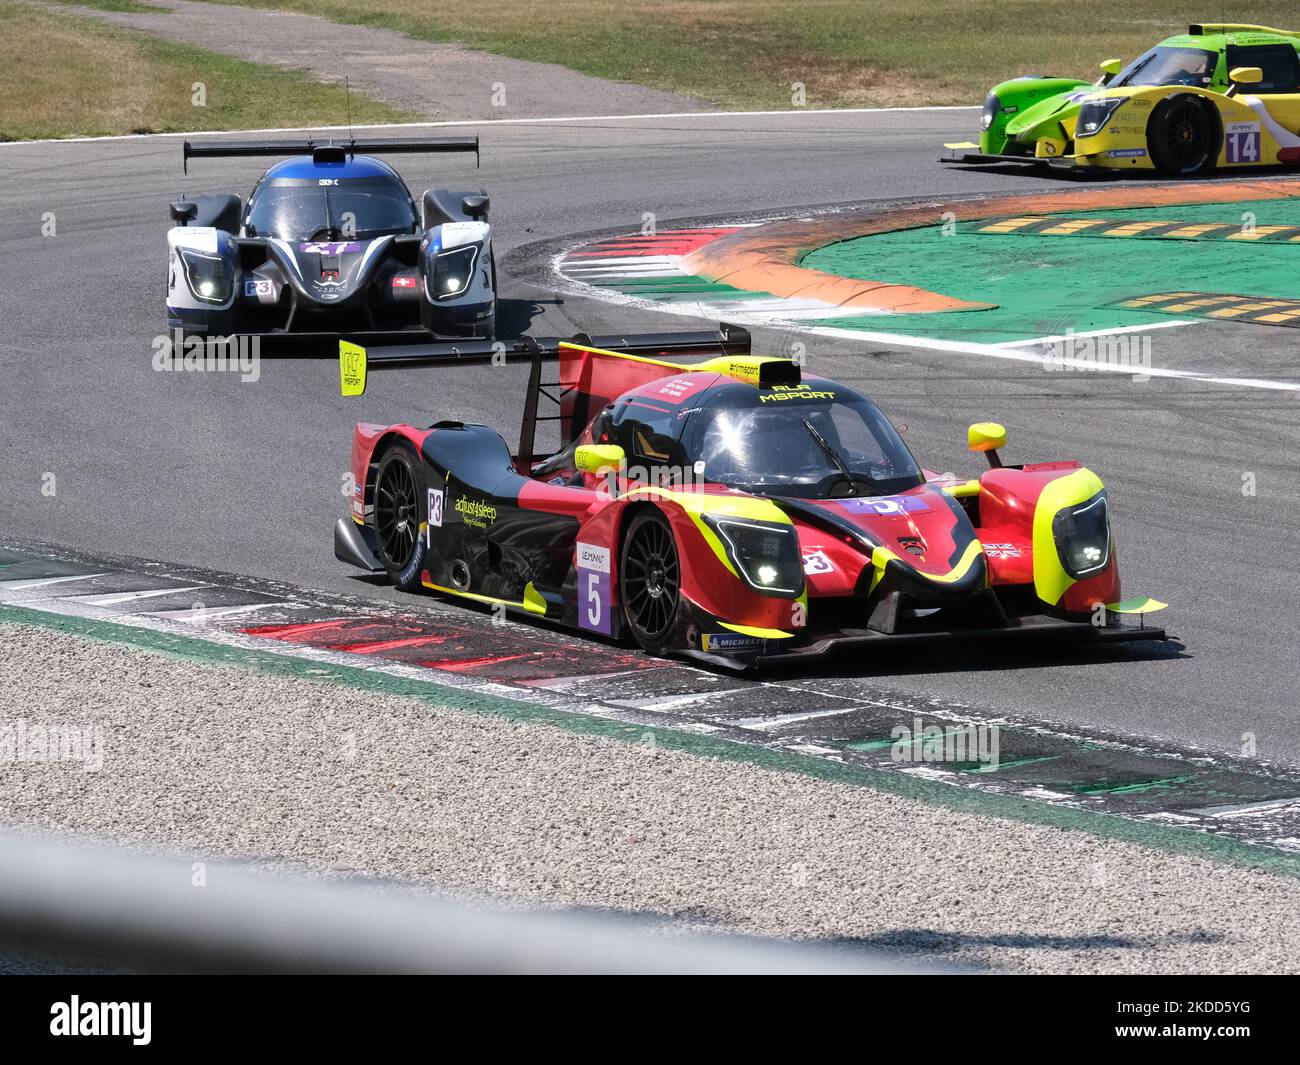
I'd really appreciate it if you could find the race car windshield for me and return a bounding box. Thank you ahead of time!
[1112,46,1217,88]
[246,181,417,241]
[687,393,923,498]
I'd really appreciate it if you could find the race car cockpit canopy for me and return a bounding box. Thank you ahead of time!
[678,379,924,499]
[179,136,480,242]
[1111,45,1220,89]
[245,157,418,242]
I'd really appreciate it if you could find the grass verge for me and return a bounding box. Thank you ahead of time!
[0,0,416,140]
[195,0,1294,108]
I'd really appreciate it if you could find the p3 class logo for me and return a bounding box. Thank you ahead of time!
[576,542,611,636]
[427,488,444,546]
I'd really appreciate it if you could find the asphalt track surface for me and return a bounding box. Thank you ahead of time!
[3,108,1299,771]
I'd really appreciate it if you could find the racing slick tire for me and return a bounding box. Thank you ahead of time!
[1147,95,1220,176]
[373,443,428,592]
[619,508,683,656]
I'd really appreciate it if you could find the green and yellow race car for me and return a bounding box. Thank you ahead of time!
[944,23,1300,175]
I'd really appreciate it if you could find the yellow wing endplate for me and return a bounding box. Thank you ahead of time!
[1191,23,1298,38]
[1106,596,1168,614]
[340,340,368,397]
[718,622,795,640]
[695,355,800,387]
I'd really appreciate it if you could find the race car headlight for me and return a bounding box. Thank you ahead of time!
[1052,492,1111,578]
[1076,97,1128,138]
[702,515,802,596]
[178,247,233,304]
[430,244,478,300]
[981,93,1000,131]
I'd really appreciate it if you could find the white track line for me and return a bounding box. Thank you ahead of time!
[0,105,979,148]
[552,270,1300,393]
[800,323,1300,391]
[606,689,744,712]
[997,320,1194,347]
[65,586,210,607]
[149,602,289,623]
[732,706,864,730]
[0,573,110,593]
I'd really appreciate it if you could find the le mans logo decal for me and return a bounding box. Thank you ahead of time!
[576,542,611,635]
[1225,122,1261,165]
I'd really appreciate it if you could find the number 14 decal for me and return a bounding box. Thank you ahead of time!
[1226,130,1260,164]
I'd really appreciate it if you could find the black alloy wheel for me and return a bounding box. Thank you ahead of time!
[620,510,682,654]
[374,445,427,590]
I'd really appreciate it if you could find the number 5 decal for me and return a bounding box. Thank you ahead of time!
[576,542,612,635]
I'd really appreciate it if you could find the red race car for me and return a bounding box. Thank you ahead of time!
[333,325,1167,668]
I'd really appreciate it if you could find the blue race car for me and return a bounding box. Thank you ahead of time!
[166,137,496,340]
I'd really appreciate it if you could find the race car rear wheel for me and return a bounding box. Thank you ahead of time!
[374,444,428,592]
[619,509,682,656]
[1148,96,1219,176]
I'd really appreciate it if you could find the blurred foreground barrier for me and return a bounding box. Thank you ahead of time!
[0,832,959,974]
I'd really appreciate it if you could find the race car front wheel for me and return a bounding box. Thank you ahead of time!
[374,444,428,592]
[1148,96,1218,176]
[619,509,682,656]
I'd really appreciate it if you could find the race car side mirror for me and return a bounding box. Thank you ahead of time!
[1097,58,1122,84]
[169,200,198,226]
[1227,66,1263,96]
[968,422,1007,469]
[461,195,490,220]
[574,443,625,474]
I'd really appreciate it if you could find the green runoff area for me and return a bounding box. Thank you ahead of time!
[806,199,1300,345]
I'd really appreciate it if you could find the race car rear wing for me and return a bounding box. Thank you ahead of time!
[332,324,753,471]
[334,325,751,392]
[1189,23,1299,38]
[182,136,480,173]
